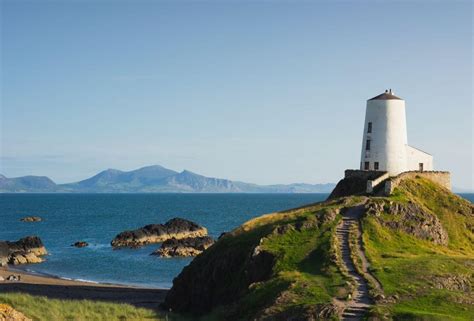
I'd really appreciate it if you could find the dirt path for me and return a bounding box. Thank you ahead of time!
[335,205,375,320]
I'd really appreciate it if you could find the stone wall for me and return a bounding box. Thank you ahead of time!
[328,170,388,199]
[344,170,387,180]
[384,171,451,195]
[367,172,390,193]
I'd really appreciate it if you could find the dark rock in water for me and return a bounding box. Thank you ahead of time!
[151,236,214,257]
[20,216,42,222]
[0,236,47,265]
[111,218,208,248]
[72,241,89,248]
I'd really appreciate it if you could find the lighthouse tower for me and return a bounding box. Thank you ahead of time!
[360,90,433,175]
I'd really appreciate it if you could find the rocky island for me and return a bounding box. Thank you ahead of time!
[0,236,47,265]
[19,216,42,222]
[111,218,208,248]
[151,236,214,257]
[72,241,89,248]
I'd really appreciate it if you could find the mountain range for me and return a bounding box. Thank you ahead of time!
[0,165,335,193]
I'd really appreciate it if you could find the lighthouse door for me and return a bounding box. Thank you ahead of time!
[419,163,424,172]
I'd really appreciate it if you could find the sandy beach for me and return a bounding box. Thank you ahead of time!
[0,267,168,310]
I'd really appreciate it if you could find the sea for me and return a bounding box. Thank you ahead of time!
[1,193,473,289]
[0,193,332,288]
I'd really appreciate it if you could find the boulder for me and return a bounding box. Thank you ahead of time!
[0,304,32,321]
[111,218,208,248]
[151,236,214,257]
[72,241,89,248]
[0,236,47,266]
[20,216,42,222]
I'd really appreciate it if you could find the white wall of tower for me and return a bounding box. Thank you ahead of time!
[360,98,408,175]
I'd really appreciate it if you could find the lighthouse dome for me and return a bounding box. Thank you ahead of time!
[368,89,402,101]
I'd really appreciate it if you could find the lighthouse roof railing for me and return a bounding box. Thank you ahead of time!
[368,92,403,101]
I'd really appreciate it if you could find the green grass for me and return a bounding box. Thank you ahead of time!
[362,177,474,320]
[0,293,168,321]
[239,212,346,316]
[200,206,348,320]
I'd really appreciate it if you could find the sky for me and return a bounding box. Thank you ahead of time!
[0,0,472,189]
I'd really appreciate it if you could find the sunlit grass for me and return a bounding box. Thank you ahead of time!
[0,293,170,321]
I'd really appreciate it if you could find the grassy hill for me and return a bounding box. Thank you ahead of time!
[164,176,474,320]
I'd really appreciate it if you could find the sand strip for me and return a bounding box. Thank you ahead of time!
[0,267,168,309]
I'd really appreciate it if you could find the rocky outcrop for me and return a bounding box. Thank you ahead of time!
[72,241,89,248]
[0,304,32,321]
[111,218,208,248]
[152,236,214,257]
[20,216,42,222]
[0,236,47,265]
[256,303,340,321]
[328,176,368,200]
[0,243,8,267]
[365,201,449,245]
[163,235,276,315]
[430,275,471,292]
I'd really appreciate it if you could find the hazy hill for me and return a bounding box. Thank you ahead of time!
[0,175,57,193]
[0,165,335,193]
[163,176,474,320]
[60,165,179,192]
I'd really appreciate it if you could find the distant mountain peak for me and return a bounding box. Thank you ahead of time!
[180,170,200,176]
[1,165,336,193]
[103,168,123,173]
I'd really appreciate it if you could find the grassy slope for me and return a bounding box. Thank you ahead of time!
[0,293,164,321]
[199,199,361,320]
[205,177,473,320]
[363,177,474,320]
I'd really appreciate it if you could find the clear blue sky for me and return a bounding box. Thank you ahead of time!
[1,1,472,189]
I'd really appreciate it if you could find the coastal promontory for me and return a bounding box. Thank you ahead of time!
[163,176,474,320]
[111,218,208,248]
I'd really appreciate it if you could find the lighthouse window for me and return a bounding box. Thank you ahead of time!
[364,162,370,170]
[366,139,371,151]
[374,162,379,170]
[367,122,372,133]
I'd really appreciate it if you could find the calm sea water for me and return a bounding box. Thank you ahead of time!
[1,193,473,288]
[0,193,331,288]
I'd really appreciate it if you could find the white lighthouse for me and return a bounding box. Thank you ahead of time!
[360,90,433,175]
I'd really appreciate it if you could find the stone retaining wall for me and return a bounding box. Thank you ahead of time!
[384,171,451,195]
[344,170,388,181]
[367,172,390,193]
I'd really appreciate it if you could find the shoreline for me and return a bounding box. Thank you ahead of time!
[0,266,168,309]
[2,265,167,290]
